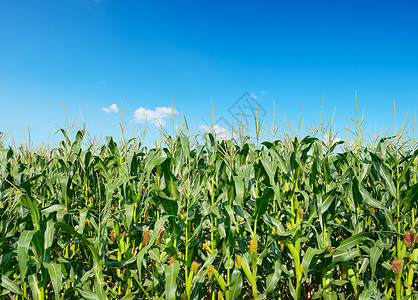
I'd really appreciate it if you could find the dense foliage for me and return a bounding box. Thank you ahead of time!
[0,130,417,299]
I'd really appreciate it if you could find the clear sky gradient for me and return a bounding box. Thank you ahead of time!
[1,0,417,146]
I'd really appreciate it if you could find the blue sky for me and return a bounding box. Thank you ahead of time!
[1,0,417,146]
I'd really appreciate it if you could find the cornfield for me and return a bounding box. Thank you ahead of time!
[1,122,417,299]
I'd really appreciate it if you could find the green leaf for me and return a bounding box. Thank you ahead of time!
[239,255,255,287]
[260,158,276,185]
[331,248,361,262]
[79,289,101,300]
[136,246,149,279]
[104,256,136,268]
[44,218,55,250]
[403,183,418,213]
[370,243,384,279]
[149,215,169,246]
[211,266,227,292]
[224,205,236,225]
[265,260,282,293]
[331,280,349,286]
[398,149,418,183]
[180,136,189,156]
[193,252,218,283]
[360,186,385,210]
[0,275,22,295]
[44,262,62,299]
[351,177,363,207]
[233,176,244,206]
[302,247,325,278]
[28,272,40,300]
[383,207,397,231]
[94,279,108,300]
[229,269,243,300]
[254,187,274,220]
[359,257,369,274]
[334,233,370,252]
[159,197,179,216]
[318,188,337,227]
[55,222,101,277]
[123,204,135,229]
[370,152,396,198]
[145,150,166,173]
[23,194,41,231]
[165,261,180,300]
[274,152,289,174]
[322,157,331,186]
[18,230,36,282]
[40,204,67,218]
[31,230,44,260]
[78,208,88,234]
[149,248,160,263]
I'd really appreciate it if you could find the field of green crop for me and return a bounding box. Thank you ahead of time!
[1,126,417,299]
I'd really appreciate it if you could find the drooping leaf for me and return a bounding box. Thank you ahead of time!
[302,247,325,278]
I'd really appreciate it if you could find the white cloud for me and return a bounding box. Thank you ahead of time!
[260,90,267,94]
[102,104,118,113]
[133,106,178,126]
[199,124,230,141]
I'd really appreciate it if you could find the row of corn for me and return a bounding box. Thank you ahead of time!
[0,130,417,299]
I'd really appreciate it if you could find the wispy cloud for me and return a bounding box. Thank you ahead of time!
[199,124,230,140]
[102,104,118,113]
[133,106,178,126]
[260,90,267,94]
